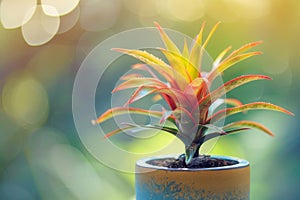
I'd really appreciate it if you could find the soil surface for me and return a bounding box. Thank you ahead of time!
[147,155,237,169]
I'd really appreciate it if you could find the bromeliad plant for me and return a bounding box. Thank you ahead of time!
[93,22,293,165]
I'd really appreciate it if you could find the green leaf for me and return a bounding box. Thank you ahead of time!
[196,128,250,144]
[224,120,275,136]
[223,127,251,134]
[123,122,179,136]
[201,124,225,134]
[208,102,294,123]
[185,127,249,164]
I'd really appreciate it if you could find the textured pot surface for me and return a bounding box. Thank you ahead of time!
[135,155,250,200]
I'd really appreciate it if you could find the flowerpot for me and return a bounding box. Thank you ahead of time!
[135,155,249,200]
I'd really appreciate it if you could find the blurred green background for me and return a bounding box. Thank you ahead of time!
[0,0,299,199]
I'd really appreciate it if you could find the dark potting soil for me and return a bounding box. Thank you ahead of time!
[147,155,237,169]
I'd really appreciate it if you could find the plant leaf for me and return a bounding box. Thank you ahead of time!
[208,102,294,123]
[114,48,170,68]
[113,48,180,88]
[208,98,243,116]
[202,22,220,49]
[201,124,226,134]
[196,127,250,144]
[224,120,275,136]
[120,73,143,80]
[131,64,159,79]
[208,51,262,82]
[225,98,243,107]
[159,48,197,83]
[123,84,192,109]
[184,77,204,96]
[213,46,232,68]
[172,106,198,125]
[102,126,135,139]
[112,77,167,93]
[154,22,181,54]
[125,85,158,106]
[92,107,164,124]
[196,75,271,112]
[182,38,190,59]
[124,85,178,111]
[197,22,220,74]
[189,21,206,69]
[225,41,263,61]
[123,123,178,136]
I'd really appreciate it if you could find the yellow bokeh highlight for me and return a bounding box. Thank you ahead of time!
[204,0,270,22]
[164,0,205,21]
[42,0,79,16]
[2,75,49,128]
[21,5,60,46]
[0,0,36,28]
[58,6,80,34]
[0,0,80,46]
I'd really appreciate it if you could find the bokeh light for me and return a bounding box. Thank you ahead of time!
[2,75,49,127]
[21,5,60,46]
[204,0,270,22]
[0,1,299,199]
[58,6,80,34]
[42,0,80,16]
[164,0,205,21]
[0,0,36,28]
[0,0,80,46]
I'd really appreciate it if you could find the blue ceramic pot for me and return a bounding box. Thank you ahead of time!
[135,155,250,200]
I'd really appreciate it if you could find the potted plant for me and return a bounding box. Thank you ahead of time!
[92,22,293,199]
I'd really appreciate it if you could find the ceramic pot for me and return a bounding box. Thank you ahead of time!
[135,155,249,200]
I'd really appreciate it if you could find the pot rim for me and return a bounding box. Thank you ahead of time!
[136,154,249,171]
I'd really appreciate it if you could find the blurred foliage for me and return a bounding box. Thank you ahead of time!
[0,0,299,199]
